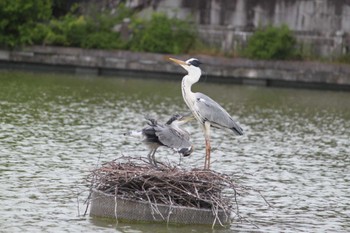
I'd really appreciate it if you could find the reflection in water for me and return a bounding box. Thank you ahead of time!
[0,71,349,232]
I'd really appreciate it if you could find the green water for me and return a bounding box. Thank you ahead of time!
[0,70,349,232]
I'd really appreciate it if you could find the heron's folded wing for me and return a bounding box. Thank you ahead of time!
[154,126,191,149]
[195,92,243,135]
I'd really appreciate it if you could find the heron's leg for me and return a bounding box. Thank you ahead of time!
[147,149,155,165]
[151,148,158,168]
[178,153,183,166]
[203,121,211,170]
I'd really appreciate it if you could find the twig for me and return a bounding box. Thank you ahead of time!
[86,155,269,228]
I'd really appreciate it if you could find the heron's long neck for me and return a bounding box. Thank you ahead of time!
[181,68,201,110]
[181,75,196,109]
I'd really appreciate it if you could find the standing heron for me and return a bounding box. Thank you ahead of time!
[125,114,193,167]
[169,57,243,169]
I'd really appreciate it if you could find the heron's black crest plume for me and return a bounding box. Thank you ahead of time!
[188,59,202,67]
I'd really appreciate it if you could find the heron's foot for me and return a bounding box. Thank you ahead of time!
[148,157,161,169]
[152,160,159,169]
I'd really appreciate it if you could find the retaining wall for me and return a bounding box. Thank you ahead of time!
[0,46,349,91]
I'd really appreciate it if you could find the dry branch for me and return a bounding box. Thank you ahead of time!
[87,156,246,220]
[85,155,270,228]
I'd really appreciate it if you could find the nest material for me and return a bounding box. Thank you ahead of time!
[87,156,244,223]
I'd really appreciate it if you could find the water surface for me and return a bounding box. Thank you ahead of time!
[0,71,349,232]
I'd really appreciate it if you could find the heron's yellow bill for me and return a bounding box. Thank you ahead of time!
[178,113,195,124]
[169,57,187,66]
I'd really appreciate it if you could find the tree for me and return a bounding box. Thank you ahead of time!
[0,0,52,48]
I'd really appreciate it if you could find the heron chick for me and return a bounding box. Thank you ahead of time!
[125,113,193,167]
[169,57,244,170]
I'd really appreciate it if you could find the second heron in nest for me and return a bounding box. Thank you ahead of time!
[125,114,193,167]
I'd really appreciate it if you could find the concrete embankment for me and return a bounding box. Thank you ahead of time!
[0,46,350,91]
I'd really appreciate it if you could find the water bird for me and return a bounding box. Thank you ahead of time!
[125,113,193,167]
[169,57,244,169]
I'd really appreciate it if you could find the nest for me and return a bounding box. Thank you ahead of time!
[86,156,249,226]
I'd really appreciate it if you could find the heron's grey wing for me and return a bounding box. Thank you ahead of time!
[194,92,243,135]
[154,125,192,149]
[144,116,158,126]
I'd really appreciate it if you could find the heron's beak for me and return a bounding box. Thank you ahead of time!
[178,113,195,124]
[169,58,189,70]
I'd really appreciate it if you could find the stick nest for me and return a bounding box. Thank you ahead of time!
[87,156,246,218]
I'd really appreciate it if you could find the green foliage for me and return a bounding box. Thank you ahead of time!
[44,14,87,46]
[0,0,52,48]
[130,13,196,54]
[335,54,350,64]
[243,25,297,60]
[0,2,195,53]
[31,23,52,45]
[40,9,128,49]
[81,32,122,49]
[40,11,196,53]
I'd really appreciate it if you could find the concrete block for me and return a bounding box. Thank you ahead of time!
[0,50,9,60]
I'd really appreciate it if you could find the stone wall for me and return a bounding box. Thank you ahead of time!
[132,0,350,57]
[155,0,350,32]
[0,46,349,91]
[75,0,350,56]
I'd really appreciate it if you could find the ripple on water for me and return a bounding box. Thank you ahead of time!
[0,72,349,232]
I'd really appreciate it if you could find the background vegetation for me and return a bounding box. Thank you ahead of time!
[0,0,196,54]
[242,25,298,60]
[0,0,348,63]
[129,13,195,54]
[33,5,133,49]
[0,0,52,48]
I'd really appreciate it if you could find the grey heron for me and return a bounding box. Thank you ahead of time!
[125,113,193,167]
[169,57,243,170]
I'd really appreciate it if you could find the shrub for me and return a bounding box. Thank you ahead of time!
[0,0,52,48]
[335,54,350,64]
[43,14,87,46]
[243,25,297,60]
[41,10,127,49]
[82,32,122,49]
[130,13,196,54]
[80,10,129,49]
[0,2,196,53]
